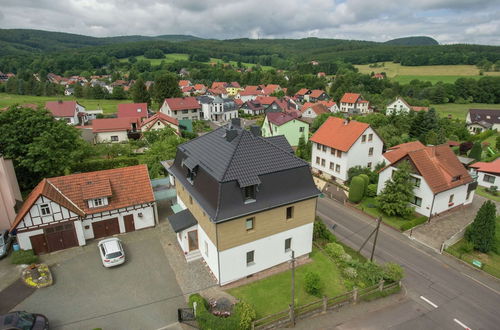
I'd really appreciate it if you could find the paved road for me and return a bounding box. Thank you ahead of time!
[316,197,500,330]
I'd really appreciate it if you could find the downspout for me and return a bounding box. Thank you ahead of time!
[216,223,221,285]
[428,192,436,223]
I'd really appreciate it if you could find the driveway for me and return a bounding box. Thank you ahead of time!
[13,228,186,330]
[408,195,500,251]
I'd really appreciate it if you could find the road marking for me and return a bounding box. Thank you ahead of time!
[461,273,500,295]
[419,296,438,308]
[453,318,471,329]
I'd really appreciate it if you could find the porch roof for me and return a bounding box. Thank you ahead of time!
[167,208,198,233]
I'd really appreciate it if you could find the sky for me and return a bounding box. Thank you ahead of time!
[0,0,499,45]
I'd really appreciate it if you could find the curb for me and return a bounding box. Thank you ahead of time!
[442,251,500,282]
[343,202,402,233]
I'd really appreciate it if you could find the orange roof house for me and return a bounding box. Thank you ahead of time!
[310,117,372,152]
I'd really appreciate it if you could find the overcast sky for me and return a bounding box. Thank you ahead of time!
[0,0,499,45]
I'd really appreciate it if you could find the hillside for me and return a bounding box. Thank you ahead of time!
[385,36,438,46]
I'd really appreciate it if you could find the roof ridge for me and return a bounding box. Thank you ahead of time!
[259,133,309,166]
[220,129,246,182]
[46,179,86,215]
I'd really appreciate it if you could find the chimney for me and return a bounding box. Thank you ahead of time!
[231,118,241,129]
[250,125,261,137]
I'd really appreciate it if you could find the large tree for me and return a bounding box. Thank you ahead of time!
[377,160,415,218]
[151,73,181,105]
[465,200,496,253]
[0,107,84,191]
[131,77,151,105]
[142,128,185,178]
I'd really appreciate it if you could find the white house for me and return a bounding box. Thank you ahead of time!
[45,100,87,125]
[378,142,476,217]
[159,97,201,121]
[310,117,384,182]
[197,95,239,122]
[10,165,156,254]
[386,97,411,115]
[339,93,370,115]
[300,103,329,120]
[92,117,141,143]
[140,112,180,135]
[466,109,500,134]
[470,159,500,189]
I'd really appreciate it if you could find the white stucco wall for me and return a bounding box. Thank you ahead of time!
[386,99,410,115]
[177,224,198,254]
[17,229,44,250]
[17,196,79,230]
[198,225,220,281]
[217,223,313,285]
[95,131,129,143]
[476,171,499,189]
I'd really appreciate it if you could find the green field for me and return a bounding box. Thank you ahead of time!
[208,57,274,71]
[431,103,500,120]
[0,93,128,114]
[355,62,500,84]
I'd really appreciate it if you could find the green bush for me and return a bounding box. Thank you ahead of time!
[359,174,370,194]
[348,176,365,203]
[234,301,256,330]
[304,271,323,297]
[399,216,428,231]
[11,249,38,265]
[72,156,140,173]
[313,219,336,243]
[356,262,384,286]
[382,263,404,283]
[325,242,345,259]
[366,184,377,197]
[459,241,475,255]
[343,267,358,279]
[468,142,483,161]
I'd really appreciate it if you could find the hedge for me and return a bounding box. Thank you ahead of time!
[72,156,140,172]
[188,294,255,330]
[348,176,365,203]
[399,216,428,231]
[11,249,38,265]
[358,174,370,194]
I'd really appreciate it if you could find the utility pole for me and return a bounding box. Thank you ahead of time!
[290,250,296,327]
[370,217,381,262]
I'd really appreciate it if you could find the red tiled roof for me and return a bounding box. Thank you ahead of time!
[255,96,278,105]
[164,97,201,111]
[301,102,314,111]
[309,89,326,98]
[45,100,78,117]
[179,80,191,87]
[10,165,154,231]
[92,117,139,133]
[295,88,310,96]
[262,84,280,95]
[302,103,328,115]
[211,82,227,89]
[141,112,179,130]
[470,158,500,175]
[411,106,429,112]
[194,84,206,90]
[310,117,370,152]
[239,85,262,96]
[384,141,425,163]
[267,112,300,126]
[229,81,241,88]
[340,93,361,104]
[182,86,195,93]
[234,98,244,106]
[117,103,148,119]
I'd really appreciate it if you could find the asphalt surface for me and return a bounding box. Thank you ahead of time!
[316,197,500,330]
[0,279,35,314]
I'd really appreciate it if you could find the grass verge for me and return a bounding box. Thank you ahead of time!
[475,186,500,202]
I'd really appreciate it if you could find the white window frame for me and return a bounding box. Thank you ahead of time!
[39,203,51,216]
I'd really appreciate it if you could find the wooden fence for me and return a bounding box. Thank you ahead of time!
[251,280,400,330]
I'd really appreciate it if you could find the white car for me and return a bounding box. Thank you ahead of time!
[98,238,125,267]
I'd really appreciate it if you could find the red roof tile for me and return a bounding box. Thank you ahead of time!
[384,141,425,163]
[45,100,78,117]
[310,117,370,152]
[164,97,200,111]
[140,112,179,132]
[309,89,326,98]
[266,111,300,126]
[302,103,329,115]
[92,117,139,133]
[340,93,362,104]
[470,158,500,174]
[211,82,227,89]
[179,80,191,87]
[295,88,310,96]
[194,84,206,90]
[255,96,278,105]
[117,103,148,119]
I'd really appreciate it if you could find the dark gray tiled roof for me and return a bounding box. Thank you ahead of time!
[265,136,294,154]
[468,109,500,124]
[167,209,198,232]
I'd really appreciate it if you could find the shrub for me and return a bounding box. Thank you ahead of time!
[382,263,404,282]
[234,301,256,330]
[468,142,483,161]
[325,242,345,259]
[340,253,352,262]
[348,176,365,203]
[313,219,336,243]
[357,262,384,286]
[459,241,475,255]
[343,267,358,279]
[11,249,38,265]
[359,174,370,194]
[486,186,498,196]
[304,271,323,297]
[465,200,497,253]
[72,156,140,172]
[366,184,377,197]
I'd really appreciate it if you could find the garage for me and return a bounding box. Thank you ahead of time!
[92,218,120,239]
[28,223,78,254]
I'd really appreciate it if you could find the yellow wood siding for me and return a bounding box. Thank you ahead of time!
[216,197,317,251]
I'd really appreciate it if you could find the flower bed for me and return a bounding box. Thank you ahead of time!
[21,264,53,288]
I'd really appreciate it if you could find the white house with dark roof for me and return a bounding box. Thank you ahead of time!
[310,117,384,182]
[165,119,320,285]
[466,109,500,134]
[378,143,476,217]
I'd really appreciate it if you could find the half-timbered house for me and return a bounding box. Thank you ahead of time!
[10,165,156,254]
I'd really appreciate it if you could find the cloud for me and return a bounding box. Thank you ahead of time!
[0,0,498,44]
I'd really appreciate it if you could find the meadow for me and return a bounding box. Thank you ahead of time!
[431,103,500,120]
[0,93,128,114]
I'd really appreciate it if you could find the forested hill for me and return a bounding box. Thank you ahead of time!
[385,36,439,46]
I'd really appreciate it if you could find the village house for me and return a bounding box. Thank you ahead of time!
[0,157,22,231]
[10,165,156,254]
[307,90,329,103]
[386,97,429,115]
[378,142,476,217]
[264,99,300,116]
[117,103,149,120]
[179,80,192,88]
[339,93,370,115]
[262,84,282,96]
[469,158,500,189]
[237,86,263,102]
[160,97,201,121]
[198,95,239,122]
[294,88,310,102]
[165,119,320,285]
[261,112,309,147]
[310,117,384,182]
[140,112,180,134]
[92,117,141,143]
[193,84,207,95]
[225,82,242,96]
[301,103,329,120]
[466,109,500,134]
[240,99,266,116]
[45,100,88,125]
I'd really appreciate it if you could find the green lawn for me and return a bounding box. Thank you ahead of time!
[208,58,275,71]
[118,53,189,65]
[431,103,500,120]
[355,197,427,231]
[227,248,345,318]
[0,93,130,114]
[446,217,500,278]
[393,75,482,85]
[475,186,500,202]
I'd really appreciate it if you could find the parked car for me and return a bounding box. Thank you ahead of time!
[0,230,13,259]
[98,238,125,267]
[0,311,49,330]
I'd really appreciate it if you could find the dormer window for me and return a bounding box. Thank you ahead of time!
[88,197,108,208]
[451,175,461,182]
[244,185,256,203]
[186,168,196,184]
